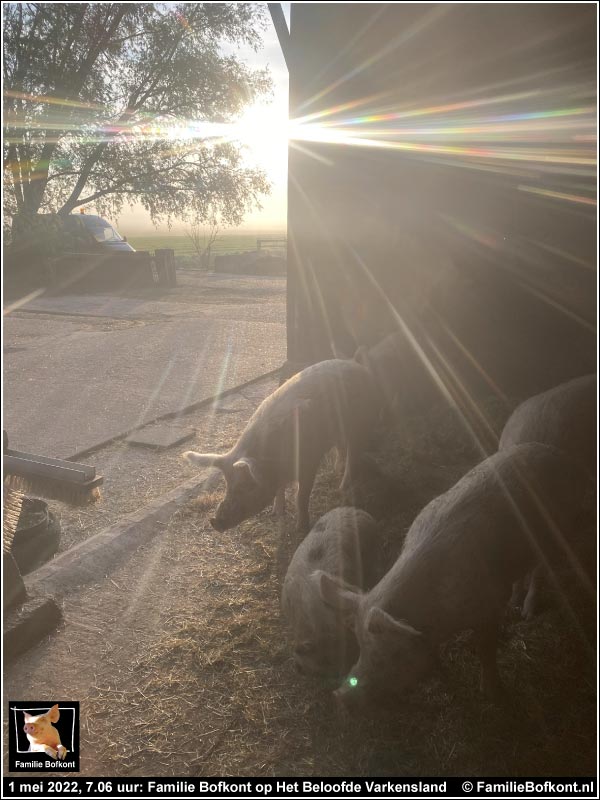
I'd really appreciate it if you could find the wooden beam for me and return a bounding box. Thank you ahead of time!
[268,3,291,72]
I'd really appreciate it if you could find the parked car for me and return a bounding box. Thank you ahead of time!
[7,211,175,291]
[10,211,135,256]
[63,213,135,253]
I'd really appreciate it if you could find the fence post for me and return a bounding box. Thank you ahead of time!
[154,248,176,287]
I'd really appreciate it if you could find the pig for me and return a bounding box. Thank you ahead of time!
[281,507,381,677]
[317,443,589,708]
[354,329,445,421]
[184,359,380,533]
[500,374,596,473]
[23,704,67,760]
[500,374,596,618]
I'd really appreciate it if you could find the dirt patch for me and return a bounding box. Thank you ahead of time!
[4,394,596,777]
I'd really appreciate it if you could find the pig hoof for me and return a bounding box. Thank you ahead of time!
[522,606,536,621]
[522,605,546,621]
[272,490,286,517]
[522,595,547,620]
[510,586,526,609]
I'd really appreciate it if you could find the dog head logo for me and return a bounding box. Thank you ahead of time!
[23,704,68,760]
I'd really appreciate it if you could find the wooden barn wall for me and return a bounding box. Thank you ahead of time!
[285,3,596,403]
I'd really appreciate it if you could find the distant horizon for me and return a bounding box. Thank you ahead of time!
[123,223,287,236]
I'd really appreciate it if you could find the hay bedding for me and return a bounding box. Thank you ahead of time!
[80,398,594,777]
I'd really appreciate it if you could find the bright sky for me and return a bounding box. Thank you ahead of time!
[118,6,289,235]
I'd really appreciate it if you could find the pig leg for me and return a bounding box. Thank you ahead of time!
[522,564,546,620]
[510,574,529,609]
[339,443,359,491]
[475,622,503,700]
[42,745,58,759]
[340,426,374,491]
[296,458,320,534]
[272,487,285,516]
[335,444,347,472]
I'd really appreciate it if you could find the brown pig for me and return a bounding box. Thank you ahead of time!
[317,443,589,708]
[184,359,380,533]
[282,507,381,677]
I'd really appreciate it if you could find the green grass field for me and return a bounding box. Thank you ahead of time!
[128,231,286,259]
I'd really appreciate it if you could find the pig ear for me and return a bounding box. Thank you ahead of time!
[23,712,32,722]
[232,457,266,485]
[315,570,361,615]
[183,451,226,471]
[367,607,423,639]
[48,704,60,722]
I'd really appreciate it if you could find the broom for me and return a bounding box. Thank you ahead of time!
[3,431,103,507]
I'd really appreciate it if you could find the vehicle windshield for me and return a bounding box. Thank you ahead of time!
[79,216,124,243]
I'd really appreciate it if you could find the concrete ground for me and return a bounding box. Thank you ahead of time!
[3,272,286,459]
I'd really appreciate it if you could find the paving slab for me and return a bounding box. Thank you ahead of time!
[125,423,195,450]
[3,275,286,459]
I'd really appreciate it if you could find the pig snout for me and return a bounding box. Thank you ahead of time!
[334,678,394,716]
[24,724,36,735]
[293,637,359,678]
[333,681,365,714]
[209,500,236,532]
[207,477,275,532]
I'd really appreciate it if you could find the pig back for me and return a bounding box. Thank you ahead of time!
[357,331,442,414]
[282,507,380,669]
[371,443,588,639]
[282,507,380,615]
[237,359,379,468]
[499,374,596,474]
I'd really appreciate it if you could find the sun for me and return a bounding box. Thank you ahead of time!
[158,97,290,183]
[232,98,290,181]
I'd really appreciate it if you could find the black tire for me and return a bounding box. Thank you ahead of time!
[12,497,61,575]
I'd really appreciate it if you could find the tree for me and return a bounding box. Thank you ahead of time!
[184,217,220,269]
[3,3,272,228]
